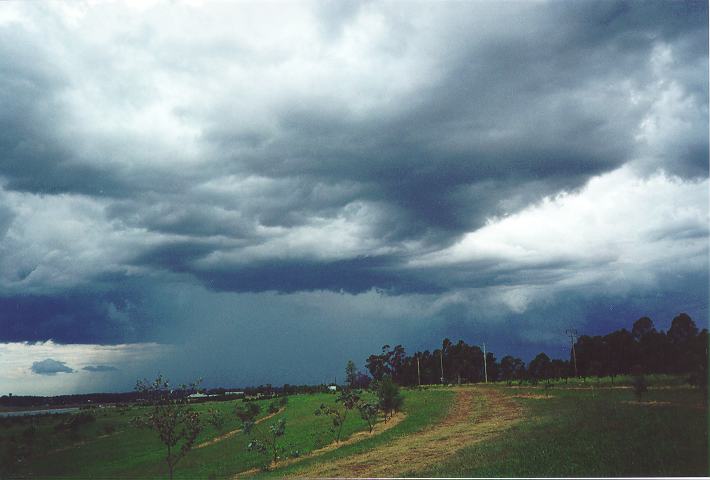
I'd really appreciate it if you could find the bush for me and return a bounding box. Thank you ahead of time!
[235,402,260,424]
[54,412,96,433]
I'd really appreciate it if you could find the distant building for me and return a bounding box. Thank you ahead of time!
[327,385,337,392]
[225,391,244,397]
[187,393,211,401]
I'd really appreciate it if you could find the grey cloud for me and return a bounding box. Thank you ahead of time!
[82,365,118,372]
[0,1,706,361]
[30,358,74,375]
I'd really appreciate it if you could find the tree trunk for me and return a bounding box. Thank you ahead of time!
[167,444,173,480]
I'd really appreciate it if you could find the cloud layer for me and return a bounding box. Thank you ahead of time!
[0,1,706,393]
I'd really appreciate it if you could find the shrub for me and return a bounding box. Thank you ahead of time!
[236,402,260,423]
[358,402,379,433]
[376,377,403,421]
[206,409,225,431]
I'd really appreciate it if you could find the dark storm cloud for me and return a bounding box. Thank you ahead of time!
[30,358,74,375]
[0,291,149,344]
[0,0,706,368]
[195,256,443,295]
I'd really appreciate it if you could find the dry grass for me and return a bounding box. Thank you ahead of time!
[292,387,523,478]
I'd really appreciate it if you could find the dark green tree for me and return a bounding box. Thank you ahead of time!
[376,377,403,421]
[528,353,552,383]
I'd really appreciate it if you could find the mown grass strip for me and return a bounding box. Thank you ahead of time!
[412,385,708,478]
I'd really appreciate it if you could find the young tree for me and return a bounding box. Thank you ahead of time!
[245,418,287,465]
[357,402,379,433]
[236,402,287,466]
[133,375,202,480]
[376,377,403,421]
[315,389,360,442]
[206,409,225,431]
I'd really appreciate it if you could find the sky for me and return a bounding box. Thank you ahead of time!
[0,0,707,395]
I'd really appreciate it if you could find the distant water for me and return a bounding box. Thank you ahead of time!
[0,407,80,417]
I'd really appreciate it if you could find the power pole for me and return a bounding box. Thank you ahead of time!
[565,329,578,377]
[440,349,444,384]
[417,354,421,387]
[482,342,488,384]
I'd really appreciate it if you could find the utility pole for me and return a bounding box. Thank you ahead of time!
[482,342,488,384]
[440,349,444,384]
[417,354,421,387]
[565,329,578,377]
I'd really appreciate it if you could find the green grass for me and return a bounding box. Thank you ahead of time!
[412,384,708,477]
[2,398,275,479]
[4,382,704,478]
[258,387,455,478]
[1,390,452,479]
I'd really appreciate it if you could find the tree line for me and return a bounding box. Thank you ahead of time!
[364,313,708,386]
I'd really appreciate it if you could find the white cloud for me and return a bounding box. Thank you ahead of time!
[413,166,708,311]
[0,341,172,395]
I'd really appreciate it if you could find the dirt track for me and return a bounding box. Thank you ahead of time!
[293,386,523,478]
[196,408,284,449]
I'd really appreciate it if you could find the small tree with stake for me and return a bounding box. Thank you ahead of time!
[133,375,202,480]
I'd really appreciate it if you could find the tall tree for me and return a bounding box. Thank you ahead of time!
[345,360,358,388]
[668,313,698,344]
[632,317,656,342]
[528,353,551,382]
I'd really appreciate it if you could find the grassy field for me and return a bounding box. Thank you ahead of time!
[0,388,453,479]
[411,384,708,477]
[258,387,455,478]
[1,379,706,478]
